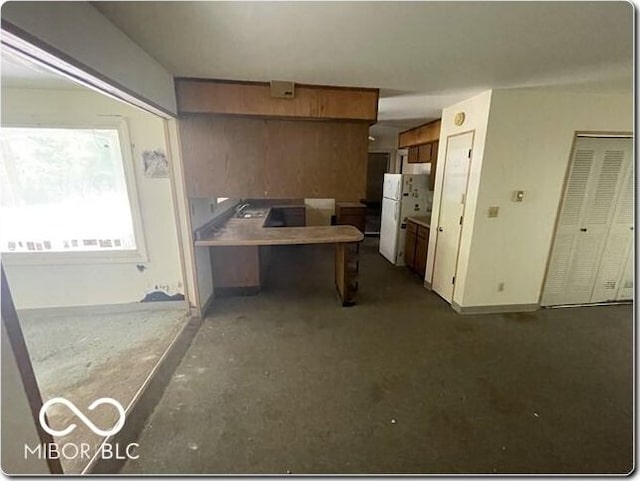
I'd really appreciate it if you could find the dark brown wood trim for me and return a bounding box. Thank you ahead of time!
[1,265,63,474]
[174,76,379,93]
[399,118,441,135]
[177,111,375,124]
[1,19,176,119]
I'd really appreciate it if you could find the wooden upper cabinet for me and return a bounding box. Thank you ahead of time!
[398,119,441,148]
[417,143,432,163]
[408,146,420,163]
[407,143,433,164]
[175,78,379,123]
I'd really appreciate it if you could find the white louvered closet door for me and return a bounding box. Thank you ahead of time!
[590,155,634,301]
[542,136,633,306]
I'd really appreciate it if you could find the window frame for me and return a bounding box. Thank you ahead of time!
[0,117,149,265]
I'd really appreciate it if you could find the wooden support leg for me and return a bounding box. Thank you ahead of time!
[335,242,359,306]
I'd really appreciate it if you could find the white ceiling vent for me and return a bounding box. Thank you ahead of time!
[270,80,295,99]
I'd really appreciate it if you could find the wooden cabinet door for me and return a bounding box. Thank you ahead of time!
[405,229,417,269]
[417,143,432,163]
[336,204,366,232]
[407,146,420,163]
[415,227,429,278]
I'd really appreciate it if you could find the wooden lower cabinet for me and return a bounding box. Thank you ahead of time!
[335,242,359,306]
[336,202,366,233]
[404,220,429,277]
[415,232,428,278]
[210,246,262,295]
[405,228,417,268]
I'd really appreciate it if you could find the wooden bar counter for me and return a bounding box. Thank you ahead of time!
[195,209,364,305]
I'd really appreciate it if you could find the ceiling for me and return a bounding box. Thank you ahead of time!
[9,2,634,135]
[93,0,633,133]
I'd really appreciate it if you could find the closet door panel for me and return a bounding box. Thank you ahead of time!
[616,246,634,301]
[541,139,596,306]
[592,158,634,302]
[543,136,632,306]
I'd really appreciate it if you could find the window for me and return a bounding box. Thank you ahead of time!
[0,122,145,261]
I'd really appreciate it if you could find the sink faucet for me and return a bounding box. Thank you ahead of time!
[235,201,250,216]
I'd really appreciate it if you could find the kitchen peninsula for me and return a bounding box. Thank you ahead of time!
[195,207,364,305]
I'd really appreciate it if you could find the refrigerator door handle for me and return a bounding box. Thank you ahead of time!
[394,203,399,221]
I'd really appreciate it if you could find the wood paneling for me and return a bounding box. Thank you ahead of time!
[179,116,267,198]
[176,79,379,122]
[180,116,368,199]
[398,119,441,148]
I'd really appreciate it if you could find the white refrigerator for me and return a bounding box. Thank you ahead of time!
[379,173,429,265]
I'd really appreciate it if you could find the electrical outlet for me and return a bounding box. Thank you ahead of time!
[498,282,505,292]
[488,206,499,218]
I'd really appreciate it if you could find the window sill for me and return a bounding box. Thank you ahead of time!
[1,249,149,266]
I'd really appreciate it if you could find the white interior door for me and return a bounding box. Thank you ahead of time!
[542,136,632,306]
[432,131,474,303]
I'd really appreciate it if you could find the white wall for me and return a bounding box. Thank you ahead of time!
[369,124,400,174]
[2,88,184,309]
[1,322,50,475]
[459,88,633,307]
[1,1,176,115]
[426,90,493,306]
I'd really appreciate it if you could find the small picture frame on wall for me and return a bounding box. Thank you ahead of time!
[142,149,169,178]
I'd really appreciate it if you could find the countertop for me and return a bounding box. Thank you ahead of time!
[406,215,431,229]
[195,208,364,247]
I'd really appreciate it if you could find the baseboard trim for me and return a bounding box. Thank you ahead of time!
[424,280,432,290]
[17,300,189,317]
[85,314,203,474]
[451,302,540,314]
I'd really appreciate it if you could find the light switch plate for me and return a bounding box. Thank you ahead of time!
[488,206,499,218]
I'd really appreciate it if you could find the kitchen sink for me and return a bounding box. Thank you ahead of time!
[234,210,265,219]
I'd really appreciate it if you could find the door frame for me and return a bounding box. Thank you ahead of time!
[538,130,634,306]
[431,129,475,303]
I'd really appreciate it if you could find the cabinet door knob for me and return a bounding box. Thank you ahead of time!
[580,228,587,232]
[438,227,444,232]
